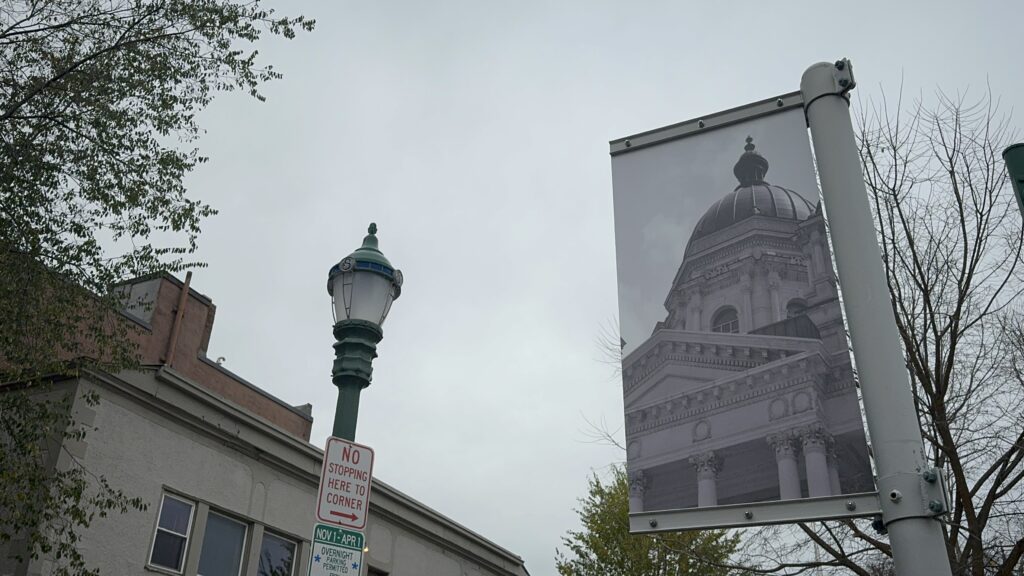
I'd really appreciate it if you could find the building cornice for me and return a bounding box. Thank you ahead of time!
[78,366,527,575]
[623,329,827,394]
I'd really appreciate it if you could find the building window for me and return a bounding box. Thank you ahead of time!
[258,532,297,576]
[197,511,248,576]
[149,494,195,573]
[786,299,808,318]
[711,307,739,333]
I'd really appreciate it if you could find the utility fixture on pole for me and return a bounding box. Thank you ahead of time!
[1004,143,1024,217]
[326,222,403,441]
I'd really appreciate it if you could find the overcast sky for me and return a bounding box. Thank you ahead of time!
[177,2,1022,573]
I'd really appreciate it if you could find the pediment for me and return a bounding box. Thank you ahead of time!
[625,362,731,408]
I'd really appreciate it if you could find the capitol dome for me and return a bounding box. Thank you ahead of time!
[687,137,816,246]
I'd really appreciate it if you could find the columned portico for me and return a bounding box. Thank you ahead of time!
[801,425,834,497]
[768,432,802,500]
[689,451,721,507]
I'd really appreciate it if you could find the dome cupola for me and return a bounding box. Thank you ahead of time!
[687,137,815,247]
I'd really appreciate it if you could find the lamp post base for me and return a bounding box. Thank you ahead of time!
[331,319,383,440]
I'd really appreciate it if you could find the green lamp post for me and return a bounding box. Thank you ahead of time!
[1005,143,1024,217]
[327,223,403,441]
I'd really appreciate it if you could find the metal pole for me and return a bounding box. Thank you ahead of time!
[800,60,952,576]
[331,319,383,440]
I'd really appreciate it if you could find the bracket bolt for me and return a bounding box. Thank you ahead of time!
[929,500,945,514]
[743,511,753,520]
[922,469,938,483]
[838,78,850,88]
[698,119,706,128]
[624,139,632,148]
[776,98,784,108]
[835,60,846,71]
[846,501,857,511]
[649,519,657,528]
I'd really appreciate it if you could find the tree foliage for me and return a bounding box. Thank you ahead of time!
[556,466,739,576]
[0,0,313,572]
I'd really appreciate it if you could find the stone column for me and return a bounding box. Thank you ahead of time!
[811,229,824,276]
[768,432,802,500]
[801,425,834,497]
[689,451,721,507]
[628,470,647,512]
[740,274,754,332]
[688,290,703,332]
[827,443,842,495]
[767,271,782,322]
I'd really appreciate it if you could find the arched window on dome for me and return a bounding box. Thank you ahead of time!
[711,307,739,334]
[786,299,808,318]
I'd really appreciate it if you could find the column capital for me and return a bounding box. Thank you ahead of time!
[798,423,833,453]
[628,470,648,497]
[767,431,800,459]
[689,451,722,477]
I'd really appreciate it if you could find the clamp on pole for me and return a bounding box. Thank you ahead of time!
[874,467,949,534]
[803,58,856,122]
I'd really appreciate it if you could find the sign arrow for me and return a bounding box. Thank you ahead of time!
[330,511,358,522]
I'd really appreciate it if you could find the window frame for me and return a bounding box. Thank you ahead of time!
[197,509,250,576]
[257,530,298,576]
[711,306,740,333]
[786,298,809,318]
[148,493,196,574]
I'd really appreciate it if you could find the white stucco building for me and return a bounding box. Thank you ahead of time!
[1,274,529,576]
[624,138,873,511]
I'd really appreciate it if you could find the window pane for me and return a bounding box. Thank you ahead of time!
[158,496,194,535]
[151,531,187,571]
[197,512,247,576]
[258,533,296,576]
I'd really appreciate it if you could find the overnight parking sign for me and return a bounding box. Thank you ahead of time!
[307,523,364,576]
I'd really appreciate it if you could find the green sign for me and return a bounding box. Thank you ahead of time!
[308,523,364,576]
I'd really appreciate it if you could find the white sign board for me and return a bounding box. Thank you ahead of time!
[307,523,364,576]
[317,437,374,530]
[609,93,880,532]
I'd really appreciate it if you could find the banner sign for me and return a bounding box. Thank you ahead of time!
[610,94,878,531]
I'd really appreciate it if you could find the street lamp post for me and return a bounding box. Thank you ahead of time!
[1004,143,1024,217]
[327,223,403,441]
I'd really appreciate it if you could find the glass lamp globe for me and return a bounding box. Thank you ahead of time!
[327,223,403,326]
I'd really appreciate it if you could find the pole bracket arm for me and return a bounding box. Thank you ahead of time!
[877,468,949,528]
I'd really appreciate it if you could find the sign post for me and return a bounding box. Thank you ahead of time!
[800,60,951,576]
[307,523,365,576]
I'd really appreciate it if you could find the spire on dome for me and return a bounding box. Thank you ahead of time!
[733,136,770,187]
